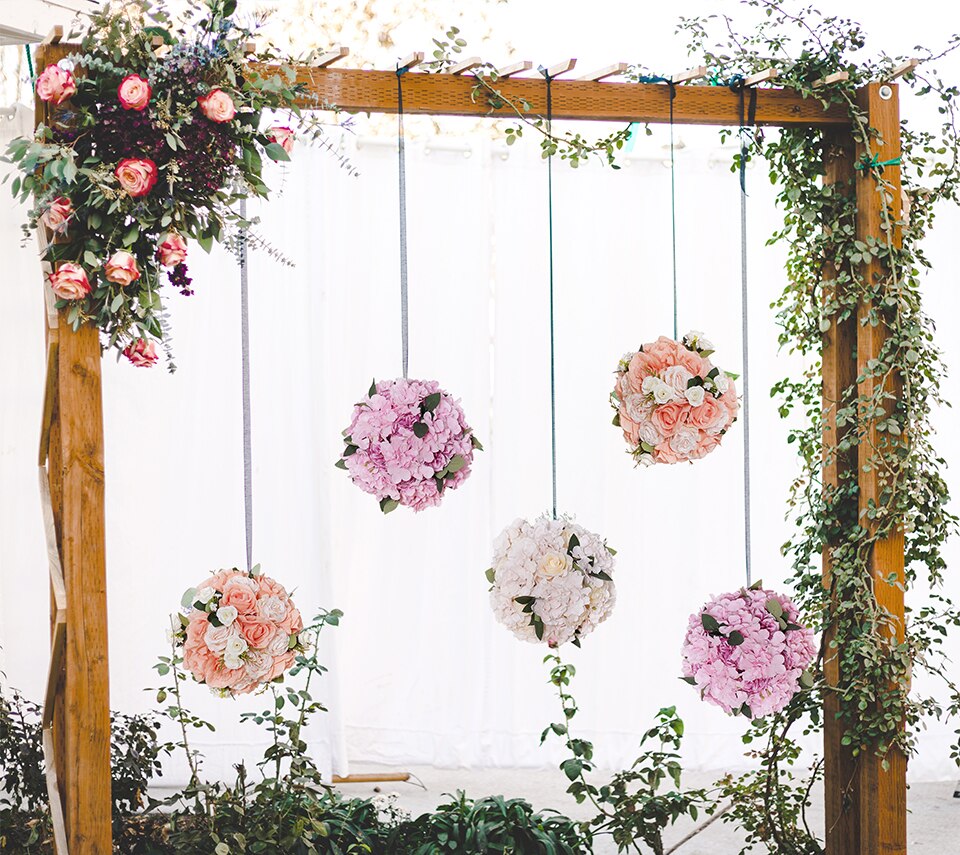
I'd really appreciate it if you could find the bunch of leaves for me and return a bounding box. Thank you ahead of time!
[4,0,329,365]
[540,655,710,854]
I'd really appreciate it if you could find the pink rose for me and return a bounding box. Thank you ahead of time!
[118,74,152,110]
[257,576,289,599]
[157,232,187,268]
[48,263,90,301]
[266,650,296,682]
[267,126,295,154]
[689,432,722,460]
[123,339,158,368]
[237,615,276,650]
[643,337,680,366]
[220,582,258,616]
[688,394,728,433]
[662,364,693,395]
[36,64,76,105]
[653,440,681,465]
[198,89,236,123]
[721,381,740,420]
[199,569,241,592]
[104,250,140,287]
[41,196,72,233]
[620,412,641,447]
[628,350,665,382]
[184,614,210,652]
[115,158,158,197]
[279,605,303,637]
[650,400,688,438]
[676,347,706,377]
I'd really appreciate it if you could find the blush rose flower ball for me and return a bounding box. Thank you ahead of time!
[174,567,304,697]
[488,515,616,647]
[611,331,739,466]
[337,378,482,512]
[681,586,817,718]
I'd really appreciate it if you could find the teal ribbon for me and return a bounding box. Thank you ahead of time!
[856,153,902,171]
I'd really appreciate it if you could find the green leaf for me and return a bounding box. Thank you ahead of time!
[413,422,429,438]
[264,142,291,162]
[514,596,535,605]
[180,587,198,609]
[379,497,399,514]
[343,444,359,457]
[368,378,377,397]
[422,392,442,413]
[800,669,815,689]
[567,533,580,552]
[680,676,697,685]
[110,293,124,312]
[484,567,496,584]
[727,630,745,646]
[765,598,784,619]
[701,613,721,634]
[334,459,347,470]
[470,434,484,451]
[446,454,466,473]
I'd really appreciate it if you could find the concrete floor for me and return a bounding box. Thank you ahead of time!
[335,766,960,853]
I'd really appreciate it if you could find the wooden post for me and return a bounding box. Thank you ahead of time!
[823,82,907,855]
[821,127,860,855]
[35,41,113,855]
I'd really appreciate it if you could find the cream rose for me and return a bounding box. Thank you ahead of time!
[204,623,231,653]
[198,88,236,123]
[48,263,90,301]
[157,232,187,268]
[104,251,140,287]
[684,385,706,408]
[267,125,295,154]
[216,605,239,626]
[115,158,158,197]
[36,64,76,105]
[118,74,152,110]
[539,550,572,579]
[224,631,248,658]
[42,196,72,232]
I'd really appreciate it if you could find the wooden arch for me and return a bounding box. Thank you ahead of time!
[33,33,907,855]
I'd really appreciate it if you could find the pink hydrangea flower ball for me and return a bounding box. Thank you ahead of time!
[681,586,817,719]
[338,377,482,512]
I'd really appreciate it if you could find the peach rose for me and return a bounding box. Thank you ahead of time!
[198,89,236,123]
[688,394,728,434]
[104,250,140,287]
[36,64,76,105]
[118,74,152,110]
[48,263,90,301]
[115,158,158,197]
[157,232,187,268]
[221,581,258,616]
[41,196,72,232]
[199,569,241,592]
[662,364,693,395]
[653,439,681,465]
[721,381,740,420]
[257,576,289,599]
[266,651,296,682]
[650,399,688,438]
[123,339,158,368]
[689,433,722,460]
[184,614,210,652]
[183,642,219,684]
[620,412,641,447]
[237,615,276,650]
[644,336,680,366]
[629,350,666,381]
[676,347,706,377]
[279,605,303,637]
[267,126,295,154]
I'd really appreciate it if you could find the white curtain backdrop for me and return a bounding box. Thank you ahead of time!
[2,103,959,784]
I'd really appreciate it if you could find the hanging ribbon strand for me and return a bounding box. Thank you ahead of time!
[542,67,559,520]
[238,198,254,572]
[733,80,757,587]
[396,66,410,379]
[667,80,678,339]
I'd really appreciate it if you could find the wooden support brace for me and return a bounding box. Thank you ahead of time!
[243,41,256,56]
[443,56,483,75]
[887,58,918,80]
[495,60,533,78]
[542,58,577,78]
[396,51,424,72]
[743,67,778,86]
[814,71,850,88]
[576,62,628,82]
[314,46,349,68]
[671,65,709,84]
[42,26,63,46]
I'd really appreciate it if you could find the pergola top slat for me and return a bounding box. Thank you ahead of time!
[247,64,849,126]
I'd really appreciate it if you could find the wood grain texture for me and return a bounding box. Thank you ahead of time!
[853,82,907,855]
[821,128,861,855]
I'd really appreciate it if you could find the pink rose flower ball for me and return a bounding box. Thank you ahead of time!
[41,196,73,233]
[157,232,188,268]
[115,158,159,198]
[118,74,152,110]
[174,567,304,697]
[681,586,817,719]
[611,330,739,467]
[267,126,295,154]
[338,378,482,512]
[36,64,77,105]
[48,263,90,301]
[488,515,616,647]
[123,339,158,368]
[104,251,140,287]
[198,88,236,123]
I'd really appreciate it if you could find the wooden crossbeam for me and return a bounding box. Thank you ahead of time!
[743,67,778,86]
[543,58,577,78]
[396,51,424,72]
[314,46,349,68]
[887,58,919,80]
[443,56,483,75]
[672,65,709,84]
[42,26,63,46]
[813,71,850,88]
[577,62,628,82]
[247,64,849,126]
[495,60,533,78]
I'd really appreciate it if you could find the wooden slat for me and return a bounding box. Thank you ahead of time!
[543,58,577,78]
[245,63,850,126]
[853,81,907,855]
[313,46,349,68]
[743,67,778,86]
[672,65,709,84]
[396,51,424,72]
[813,71,850,88]
[43,728,69,855]
[887,59,918,80]
[576,62,628,82]
[495,60,532,78]
[39,467,67,615]
[443,56,482,75]
[821,128,861,855]
[42,26,63,46]
[38,226,59,465]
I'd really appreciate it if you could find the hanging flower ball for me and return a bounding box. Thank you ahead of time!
[611,331,739,466]
[174,566,304,697]
[488,515,616,647]
[337,377,482,512]
[681,585,817,719]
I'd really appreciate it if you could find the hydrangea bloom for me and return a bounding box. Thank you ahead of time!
[488,516,616,647]
[611,331,739,466]
[681,586,817,718]
[174,567,304,698]
[338,378,481,512]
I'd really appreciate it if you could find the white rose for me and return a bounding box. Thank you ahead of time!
[266,631,291,656]
[257,595,287,623]
[641,376,659,396]
[196,586,216,605]
[638,454,656,467]
[223,653,244,671]
[204,623,231,653]
[636,420,663,447]
[652,382,676,405]
[669,426,700,457]
[715,374,730,394]
[624,393,651,423]
[662,365,693,394]
[224,631,248,657]
[216,605,238,626]
[538,550,572,579]
[244,650,273,679]
[684,385,706,408]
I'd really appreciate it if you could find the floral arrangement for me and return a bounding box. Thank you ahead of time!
[487,516,616,647]
[174,566,304,697]
[7,0,314,368]
[611,331,739,465]
[336,377,482,512]
[680,585,817,718]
